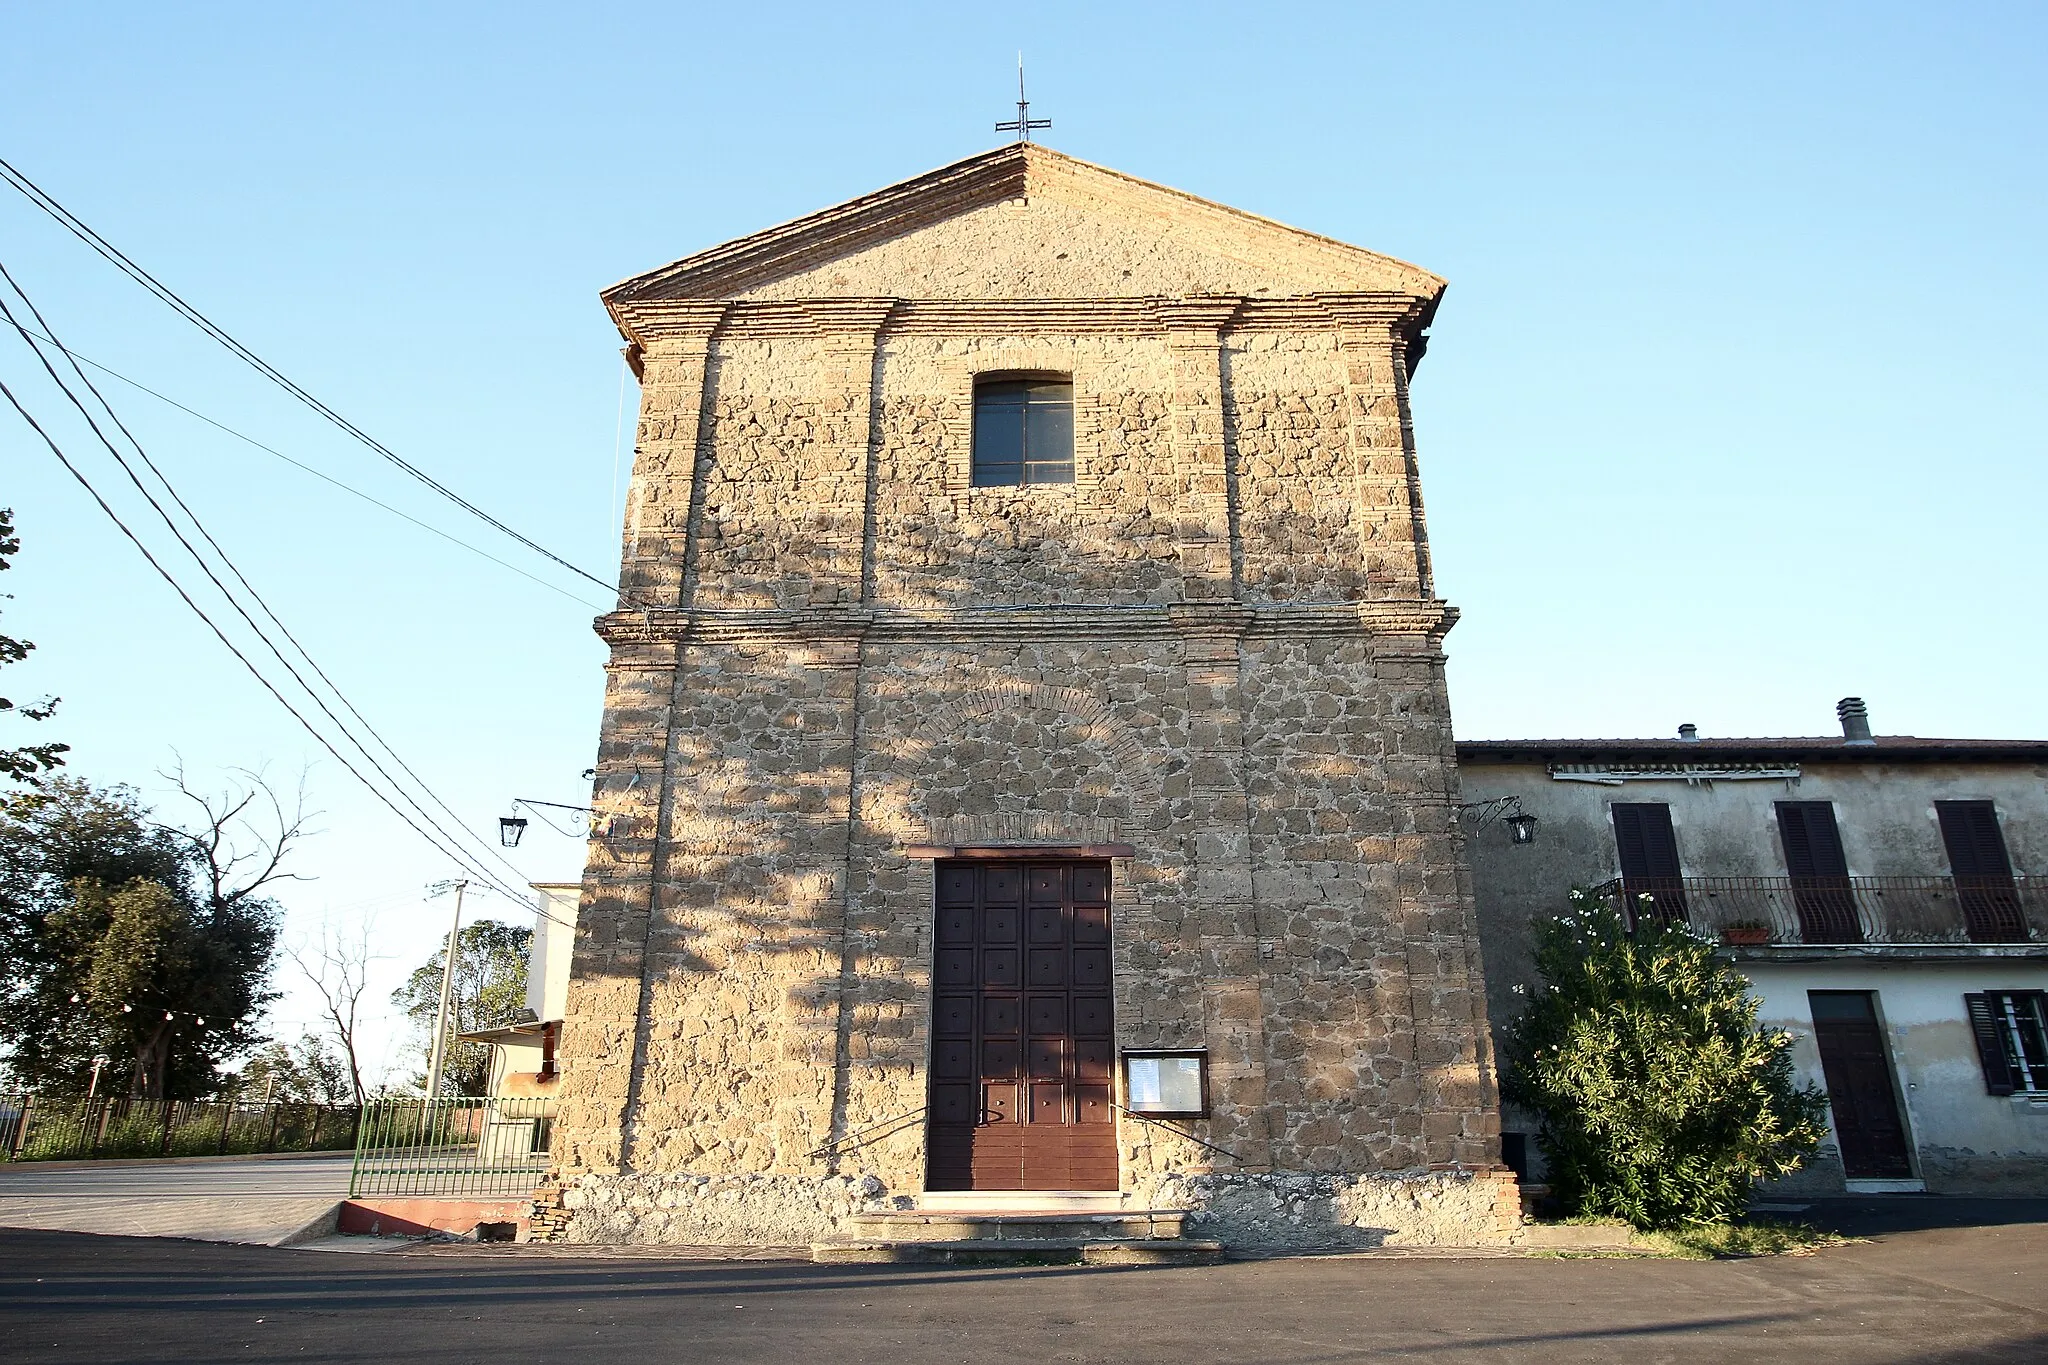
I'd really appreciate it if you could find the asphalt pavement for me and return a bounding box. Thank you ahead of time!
[0,1154,352,1244]
[2,1206,2044,1364]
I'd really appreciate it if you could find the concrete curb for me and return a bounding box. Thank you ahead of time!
[272,1201,343,1248]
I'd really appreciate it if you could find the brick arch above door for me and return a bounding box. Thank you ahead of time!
[885,680,1165,833]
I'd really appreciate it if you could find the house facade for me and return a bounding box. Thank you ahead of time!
[1461,700,2048,1195]
[548,144,1508,1250]
[462,883,578,1099]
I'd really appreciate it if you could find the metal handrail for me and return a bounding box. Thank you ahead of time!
[805,1104,927,1160]
[1591,874,2043,946]
[1112,1102,1246,1165]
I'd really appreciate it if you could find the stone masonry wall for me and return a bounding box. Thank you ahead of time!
[553,174,1498,1246]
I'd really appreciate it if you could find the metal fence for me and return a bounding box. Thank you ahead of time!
[348,1096,553,1198]
[1593,875,2045,946]
[2,1094,360,1162]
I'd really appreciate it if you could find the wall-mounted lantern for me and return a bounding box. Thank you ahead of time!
[1121,1049,1211,1119]
[1505,812,1539,845]
[500,798,596,848]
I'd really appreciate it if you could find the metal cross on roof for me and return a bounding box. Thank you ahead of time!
[995,55,1051,142]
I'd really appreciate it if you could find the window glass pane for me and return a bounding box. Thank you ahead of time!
[974,379,1072,487]
[1024,400,1073,467]
[973,401,1024,464]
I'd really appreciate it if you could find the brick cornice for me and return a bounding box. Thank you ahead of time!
[593,600,1457,648]
[615,294,1432,341]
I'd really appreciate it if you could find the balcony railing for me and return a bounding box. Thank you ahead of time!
[1590,876,2045,947]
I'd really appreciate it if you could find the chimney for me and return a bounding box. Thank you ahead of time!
[1677,724,1699,742]
[1837,697,1874,746]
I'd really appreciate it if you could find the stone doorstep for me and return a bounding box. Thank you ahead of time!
[848,1210,1189,1242]
[811,1237,1226,1267]
[913,1191,1126,1214]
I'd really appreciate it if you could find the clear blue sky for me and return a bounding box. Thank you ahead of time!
[4,2,2043,1082]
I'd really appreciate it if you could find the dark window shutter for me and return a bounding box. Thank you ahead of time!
[1964,993,2017,1096]
[1612,803,1680,880]
[1777,802,1848,877]
[1938,801,2014,881]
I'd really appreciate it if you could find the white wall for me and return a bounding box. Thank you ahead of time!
[527,883,579,1022]
[1744,959,2048,1192]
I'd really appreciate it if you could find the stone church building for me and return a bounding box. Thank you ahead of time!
[550,144,1508,1251]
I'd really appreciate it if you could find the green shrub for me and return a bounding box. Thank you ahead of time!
[1502,890,1829,1229]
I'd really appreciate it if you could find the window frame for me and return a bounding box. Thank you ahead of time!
[1119,1049,1211,1120]
[1966,990,2048,1096]
[969,373,1076,489]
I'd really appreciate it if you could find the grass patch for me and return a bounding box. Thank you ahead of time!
[1636,1218,1850,1259]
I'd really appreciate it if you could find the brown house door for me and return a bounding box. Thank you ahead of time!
[1809,991,1913,1179]
[927,860,1117,1191]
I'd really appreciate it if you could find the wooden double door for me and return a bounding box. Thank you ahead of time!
[926,860,1118,1191]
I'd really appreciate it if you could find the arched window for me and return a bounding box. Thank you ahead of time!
[972,377,1074,486]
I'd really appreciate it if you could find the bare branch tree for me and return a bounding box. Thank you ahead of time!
[159,756,316,911]
[283,914,379,1108]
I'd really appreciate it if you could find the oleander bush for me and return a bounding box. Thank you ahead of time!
[1502,889,1830,1230]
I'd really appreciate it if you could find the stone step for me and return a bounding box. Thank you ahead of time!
[847,1209,1189,1242]
[811,1236,1225,1267]
[915,1191,1125,1214]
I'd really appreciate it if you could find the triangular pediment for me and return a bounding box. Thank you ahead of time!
[603,144,1443,315]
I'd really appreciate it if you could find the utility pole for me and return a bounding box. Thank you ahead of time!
[424,879,468,1102]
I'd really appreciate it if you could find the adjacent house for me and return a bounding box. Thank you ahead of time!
[459,883,578,1100]
[1461,699,2048,1195]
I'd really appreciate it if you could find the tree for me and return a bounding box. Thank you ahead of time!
[0,772,305,1098]
[392,918,531,1096]
[0,508,68,790]
[282,916,378,1107]
[235,1033,353,1106]
[1501,890,1830,1229]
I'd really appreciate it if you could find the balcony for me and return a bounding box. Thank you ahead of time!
[1590,876,2045,948]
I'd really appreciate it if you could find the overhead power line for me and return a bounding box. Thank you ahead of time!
[0,266,551,914]
[0,313,605,611]
[0,154,646,610]
[0,370,532,908]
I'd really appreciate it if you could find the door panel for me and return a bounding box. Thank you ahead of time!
[1809,991,1913,1179]
[927,859,1119,1190]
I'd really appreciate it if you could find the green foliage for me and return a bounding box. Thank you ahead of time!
[235,1033,354,1106]
[0,779,281,1097]
[391,917,531,1096]
[1638,1218,1849,1259]
[0,508,69,790]
[1502,889,1830,1230]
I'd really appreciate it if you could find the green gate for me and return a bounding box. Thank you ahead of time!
[348,1097,552,1197]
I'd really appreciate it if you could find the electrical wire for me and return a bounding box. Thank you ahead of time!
[0,154,647,610]
[0,372,530,906]
[0,313,605,611]
[0,261,555,905]
[0,276,547,912]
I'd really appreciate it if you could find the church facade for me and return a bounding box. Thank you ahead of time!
[549,144,1507,1250]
